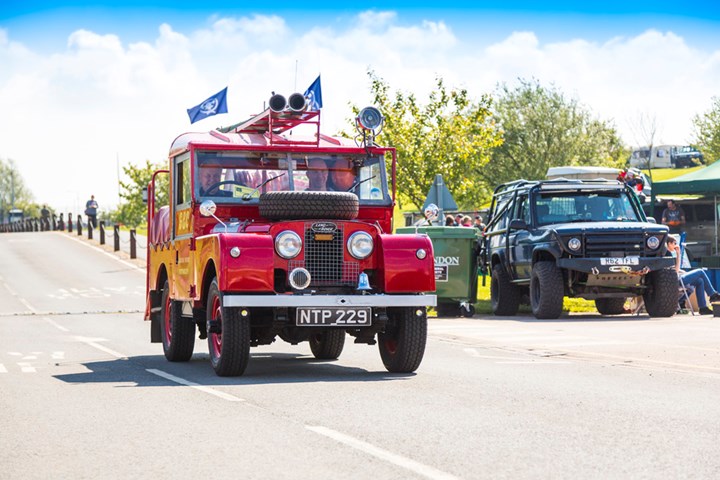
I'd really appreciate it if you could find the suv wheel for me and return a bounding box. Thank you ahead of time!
[643,269,679,317]
[259,191,359,220]
[309,329,346,360]
[378,307,427,373]
[160,280,195,361]
[207,278,251,376]
[491,263,520,316]
[595,298,628,315]
[530,261,564,319]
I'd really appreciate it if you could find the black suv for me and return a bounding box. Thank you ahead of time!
[480,179,677,319]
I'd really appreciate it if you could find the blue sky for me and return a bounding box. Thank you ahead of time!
[1,1,719,210]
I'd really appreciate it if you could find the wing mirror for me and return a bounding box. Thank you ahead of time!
[509,219,528,230]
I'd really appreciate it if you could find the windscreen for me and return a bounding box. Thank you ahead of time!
[195,151,390,204]
[535,192,641,226]
[194,151,391,205]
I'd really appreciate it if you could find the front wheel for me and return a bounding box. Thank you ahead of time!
[530,261,564,319]
[309,329,346,360]
[207,278,251,376]
[643,269,679,318]
[159,280,195,361]
[378,307,427,373]
[491,263,520,316]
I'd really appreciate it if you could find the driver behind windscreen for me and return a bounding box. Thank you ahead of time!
[199,166,233,196]
[328,157,356,191]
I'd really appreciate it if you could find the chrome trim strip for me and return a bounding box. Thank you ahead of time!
[223,294,437,308]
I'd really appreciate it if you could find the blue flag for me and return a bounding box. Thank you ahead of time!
[187,87,228,124]
[304,75,323,111]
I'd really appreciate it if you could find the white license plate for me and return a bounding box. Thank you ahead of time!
[600,256,639,266]
[296,308,372,326]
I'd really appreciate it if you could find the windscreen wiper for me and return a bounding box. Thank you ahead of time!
[346,175,377,192]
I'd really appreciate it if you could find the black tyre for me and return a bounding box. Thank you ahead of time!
[436,302,460,317]
[378,307,427,373]
[159,280,195,361]
[643,269,679,318]
[491,263,520,316]
[309,329,346,360]
[259,191,359,220]
[595,298,627,315]
[530,261,564,319]
[206,278,251,376]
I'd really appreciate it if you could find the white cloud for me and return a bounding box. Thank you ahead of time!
[1,11,719,212]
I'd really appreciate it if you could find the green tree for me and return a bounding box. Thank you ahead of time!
[692,96,720,164]
[483,79,627,185]
[349,71,503,210]
[110,160,168,227]
[0,157,34,221]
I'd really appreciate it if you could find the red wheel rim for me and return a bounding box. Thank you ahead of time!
[384,339,398,355]
[210,295,222,357]
[163,293,172,345]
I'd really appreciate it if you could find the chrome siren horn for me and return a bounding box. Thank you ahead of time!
[269,94,287,112]
[288,93,307,112]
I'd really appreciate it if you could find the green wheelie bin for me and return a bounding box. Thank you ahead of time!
[397,226,480,317]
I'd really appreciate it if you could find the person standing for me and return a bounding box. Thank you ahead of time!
[661,200,686,234]
[85,195,98,228]
[473,215,486,232]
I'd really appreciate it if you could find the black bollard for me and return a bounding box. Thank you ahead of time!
[130,229,137,259]
[77,214,82,236]
[58,213,65,231]
[114,224,120,251]
[68,213,73,233]
[88,221,93,240]
[99,221,105,245]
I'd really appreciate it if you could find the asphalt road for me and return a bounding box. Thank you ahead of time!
[1,231,720,479]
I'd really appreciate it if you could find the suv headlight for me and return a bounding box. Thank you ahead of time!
[567,237,582,252]
[347,231,373,259]
[646,236,660,250]
[275,231,302,259]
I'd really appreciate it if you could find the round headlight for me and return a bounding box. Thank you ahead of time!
[567,237,582,251]
[347,231,373,259]
[647,236,660,249]
[275,230,302,259]
[416,248,427,260]
[229,246,241,258]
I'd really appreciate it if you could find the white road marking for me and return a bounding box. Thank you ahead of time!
[60,233,144,273]
[0,364,7,373]
[306,426,460,480]
[500,335,586,341]
[22,355,37,360]
[8,352,22,356]
[45,317,69,332]
[52,351,65,360]
[496,360,572,365]
[545,341,635,347]
[18,362,36,373]
[76,336,128,359]
[146,369,245,402]
[2,279,38,313]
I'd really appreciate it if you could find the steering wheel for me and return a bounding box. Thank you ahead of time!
[203,180,246,195]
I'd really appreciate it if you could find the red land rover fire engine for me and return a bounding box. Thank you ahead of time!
[144,93,436,376]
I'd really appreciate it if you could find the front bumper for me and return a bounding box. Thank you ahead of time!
[557,257,674,274]
[223,294,437,308]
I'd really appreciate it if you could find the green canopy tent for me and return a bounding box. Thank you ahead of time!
[653,161,720,254]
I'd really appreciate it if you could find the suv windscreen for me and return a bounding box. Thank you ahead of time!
[195,151,390,204]
[535,192,640,225]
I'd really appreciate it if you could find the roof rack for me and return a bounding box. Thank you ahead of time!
[216,109,321,146]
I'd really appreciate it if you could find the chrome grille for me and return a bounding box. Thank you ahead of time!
[287,223,359,287]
